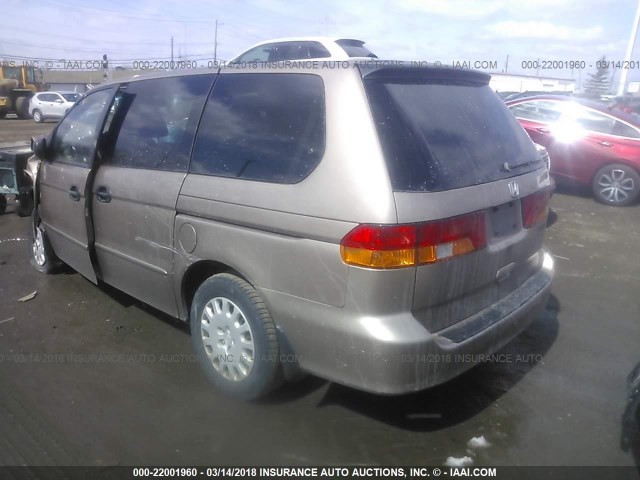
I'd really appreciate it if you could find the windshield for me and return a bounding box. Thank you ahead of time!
[366,79,539,192]
[2,66,22,81]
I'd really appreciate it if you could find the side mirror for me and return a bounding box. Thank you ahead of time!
[31,135,49,160]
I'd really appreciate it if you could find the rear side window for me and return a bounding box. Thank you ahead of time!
[235,44,272,63]
[268,42,331,61]
[234,42,332,63]
[106,75,214,172]
[612,121,640,138]
[191,73,325,184]
[366,80,538,192]
[508,100,563,123]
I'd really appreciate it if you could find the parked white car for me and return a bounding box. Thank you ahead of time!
[230,37,377,64]
[29,91,81,123]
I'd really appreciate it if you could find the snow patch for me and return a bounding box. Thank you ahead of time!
[467,435,491,449]
[444,456,473,467]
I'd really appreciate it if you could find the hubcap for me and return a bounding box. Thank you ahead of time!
[34,111,40,121]
[597,169,635,204]
[200,297,255,382]
[33,226,46,266]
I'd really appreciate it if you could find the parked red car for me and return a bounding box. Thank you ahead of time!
[506,95,640,206]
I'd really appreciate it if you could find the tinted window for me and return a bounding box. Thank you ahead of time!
[106,75,214,172]
[565,107,640,139]
[40,93,58,102]
[571,107,616,134]
[268,42,331,61]
[335,39,377,58]
[235,45,272,63]
[612,121,640,138]
[366,80,538,192]
[307,42,332,59]
[62,93,80,102]
[191,73,325,184]
[508,100,563,122]
[52,89,112,167]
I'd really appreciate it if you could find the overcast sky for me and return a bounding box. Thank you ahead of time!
[2,0,640,86]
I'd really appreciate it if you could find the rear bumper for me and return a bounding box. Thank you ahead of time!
[262,250,554,395]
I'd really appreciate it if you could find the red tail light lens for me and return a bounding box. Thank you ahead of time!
[522,189,551,228]
[340,225,417,269]
[340,212,486,269]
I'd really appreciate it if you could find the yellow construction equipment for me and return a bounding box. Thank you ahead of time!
[0,64,43,119]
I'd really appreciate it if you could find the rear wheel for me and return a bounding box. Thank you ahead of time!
[0,109,7,119]
[32,109,43,123]
[0,194,6,214]
[29,207,62,273]
[190,273,282,400]
[15,97,30,119]
[592,164,640,206]
[15,193,34,217]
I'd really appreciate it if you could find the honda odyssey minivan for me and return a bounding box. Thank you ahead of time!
[29,62,554,400]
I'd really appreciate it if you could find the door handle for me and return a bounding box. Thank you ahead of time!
[598,140,613,147]
[535,127,551,134]
[69,186,81,201]
[96,186,112,203]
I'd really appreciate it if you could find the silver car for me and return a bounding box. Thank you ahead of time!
[230,36,377,63]
[29,91,81,123]
[29,62,554,400]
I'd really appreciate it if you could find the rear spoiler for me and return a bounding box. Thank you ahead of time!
[358,63,491,85]
[335,39,367,46]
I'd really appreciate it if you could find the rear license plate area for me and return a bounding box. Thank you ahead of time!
[488,201,518,238]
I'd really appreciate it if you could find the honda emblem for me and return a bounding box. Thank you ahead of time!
[508,181,520,198]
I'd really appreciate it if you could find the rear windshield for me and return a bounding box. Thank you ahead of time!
[335,39,377,58]
[365,79,539,192]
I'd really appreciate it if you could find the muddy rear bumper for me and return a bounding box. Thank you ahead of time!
[262,250,554,395]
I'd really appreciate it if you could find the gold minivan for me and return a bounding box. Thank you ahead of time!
[29,62,554,399]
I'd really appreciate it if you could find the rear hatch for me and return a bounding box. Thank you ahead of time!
[362,66,551,332]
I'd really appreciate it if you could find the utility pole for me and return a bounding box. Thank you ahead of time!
[214,19,223,65]
[618,0,640,96]
[102,54,108,81]
[171,36,174,68]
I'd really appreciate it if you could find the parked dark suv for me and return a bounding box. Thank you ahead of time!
[29,62,554,399]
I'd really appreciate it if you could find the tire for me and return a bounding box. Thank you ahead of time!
[0,194,6,215]
[29,207,62,273]
[190,273,282,400]
[15,97,31,119]
[15,193,34,217]
[0,109,7,119]
[32,109,43,123]
[592,164,640,206]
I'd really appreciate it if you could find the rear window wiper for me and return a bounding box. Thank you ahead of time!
[501,157,540,172]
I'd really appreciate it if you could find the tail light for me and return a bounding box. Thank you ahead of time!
[522,188,551,228]
[340,212,486,269]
